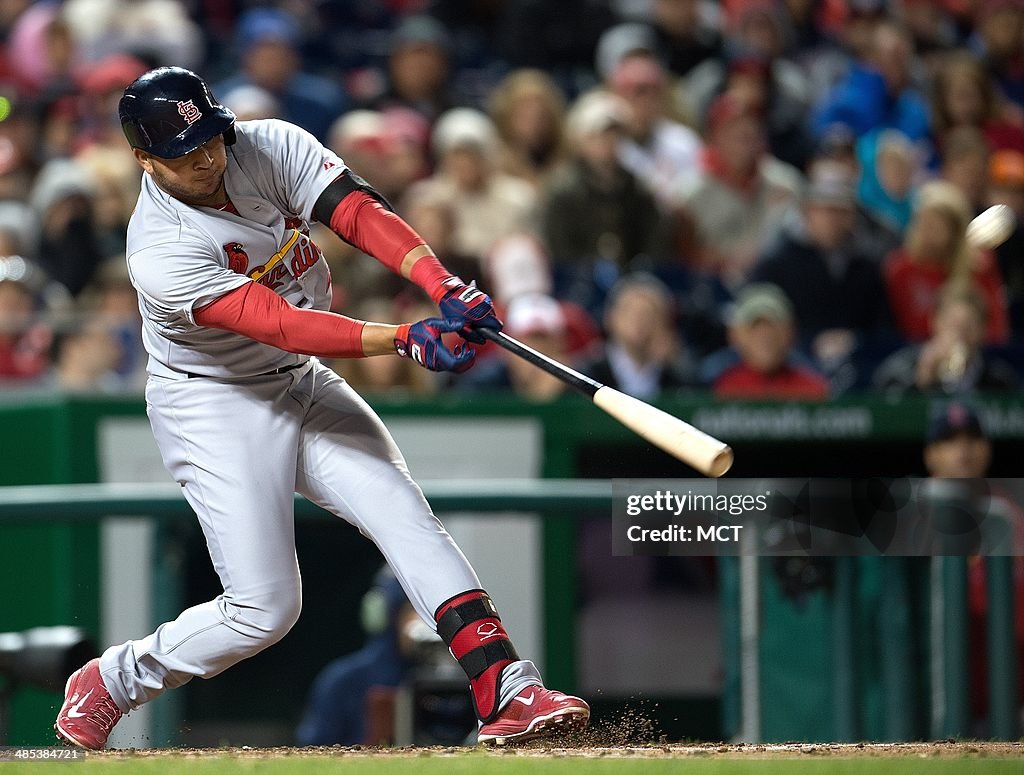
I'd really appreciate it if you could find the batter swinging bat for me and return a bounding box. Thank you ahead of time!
[477,328,734,477]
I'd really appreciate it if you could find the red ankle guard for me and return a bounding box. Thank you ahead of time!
[435,590,518,722]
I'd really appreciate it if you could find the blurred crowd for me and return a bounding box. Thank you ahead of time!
[0,0,1022,401]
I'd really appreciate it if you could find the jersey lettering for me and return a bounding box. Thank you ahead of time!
[255,264,289,290]
[289,237,322,279]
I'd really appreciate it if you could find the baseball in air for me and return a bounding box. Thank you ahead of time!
[966,204,1015,249]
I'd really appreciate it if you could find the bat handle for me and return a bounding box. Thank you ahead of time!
[476,326,604,398]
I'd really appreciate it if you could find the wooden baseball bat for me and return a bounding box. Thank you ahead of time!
[478,328,734,477]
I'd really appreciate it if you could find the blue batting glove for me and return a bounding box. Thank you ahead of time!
[438,281,503,344]
[394,317,476,373]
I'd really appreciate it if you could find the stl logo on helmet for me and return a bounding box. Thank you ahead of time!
[177,100,202,125]
[223,242,249,274]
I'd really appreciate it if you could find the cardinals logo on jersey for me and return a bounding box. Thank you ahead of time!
[177,100,201,125]
[223,242,249,274]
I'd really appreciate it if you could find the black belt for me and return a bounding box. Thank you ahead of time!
[186,362,305,379]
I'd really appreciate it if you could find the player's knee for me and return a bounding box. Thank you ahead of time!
[262,587,302,644]
[226,585,302,646]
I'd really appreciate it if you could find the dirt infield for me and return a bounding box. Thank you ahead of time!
[91,742,1024,760]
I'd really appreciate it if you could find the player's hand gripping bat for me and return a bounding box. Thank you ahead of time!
[477,327,733,477]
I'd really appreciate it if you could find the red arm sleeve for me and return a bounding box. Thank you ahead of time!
[194,281,366,358]
[329,191,455,301]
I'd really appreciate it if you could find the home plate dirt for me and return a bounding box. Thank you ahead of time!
[89,742,1024,759]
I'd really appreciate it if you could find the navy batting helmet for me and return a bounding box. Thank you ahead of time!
[119,67,236,159]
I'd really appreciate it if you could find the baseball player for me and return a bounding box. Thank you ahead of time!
[54,67,589,749]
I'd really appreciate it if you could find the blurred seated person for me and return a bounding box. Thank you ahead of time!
[48,318,125,393]
[987,149,1024,336]
[0,259,53,384]
[883,180,1009,345]
[215,8,347,142]
[608,52,703,212]
[369,15,459,126]
[811,19,930,145]
[458,293,570,401]
[752,165,893,385]
[940,126,993,215]
[328,108,430,206]
[487,69,569,190]
[873,284,1019,397]
[404,108,536,267]
[541,90,663,313]
[580,273,694,400]
[712,283,829,400]
[856,128,921,234]
[679,92,802,290]
[810,126,901,260]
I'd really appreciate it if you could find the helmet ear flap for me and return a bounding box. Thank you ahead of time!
[223,126,236,147]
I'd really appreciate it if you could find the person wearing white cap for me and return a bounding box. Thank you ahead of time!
[541,91,662,311]
[404,108,537,265]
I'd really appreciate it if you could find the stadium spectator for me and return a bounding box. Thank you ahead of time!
[75,147,140,260]
[541,91,663,312]
[48,317,124,393]
[30,158,103,297]
[76,54,149,153]
[215,8,347,142]
[856,129,921,234]
[0,257,52,384]
[220,85,281,122]
[986,149,1024,334]
[812,20,931,146]
[685,2,814,170]
[647,0,723,78]
[607,52,703,211]
[62,0,203,72]
[940,126,993,212]
[809,132,902,259]
[873,283,1019,396]
[681,92,802,289]
[930,50,1024,157]
[752,164,892,383]
[369,15,458,126]
[580,273,694,400]
[404,108,536,267]
[712,282,829,400]
[487,69,569,190]
[969,0,1024,110]
[883,180,1010,344]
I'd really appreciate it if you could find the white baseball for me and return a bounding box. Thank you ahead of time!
[966,204,1015,249]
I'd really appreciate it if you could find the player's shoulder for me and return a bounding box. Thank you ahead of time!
[126,179,214,254]
[233,118,321,152]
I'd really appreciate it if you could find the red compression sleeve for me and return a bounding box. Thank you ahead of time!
[329,192,455,301]
[194,282,366,358]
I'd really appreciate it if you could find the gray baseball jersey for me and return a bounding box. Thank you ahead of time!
[127,119,340,378]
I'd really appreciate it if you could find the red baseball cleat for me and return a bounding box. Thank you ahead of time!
[54,659,123,750]
[477,686,590,745]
